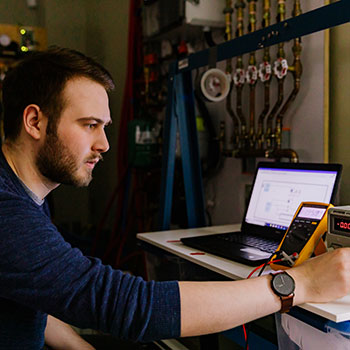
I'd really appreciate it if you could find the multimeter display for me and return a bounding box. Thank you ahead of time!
[333,217,350,233]
[298,207,326,220]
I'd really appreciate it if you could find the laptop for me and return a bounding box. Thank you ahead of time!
[181,162,342,266]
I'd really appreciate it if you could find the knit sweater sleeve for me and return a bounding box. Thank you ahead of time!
[0,194,180,342]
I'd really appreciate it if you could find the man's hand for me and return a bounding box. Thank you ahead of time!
[288,247,350,305]
[45,315,95,350]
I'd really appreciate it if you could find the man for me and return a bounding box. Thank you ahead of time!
[0,48,179,349]
[0,47,350,349]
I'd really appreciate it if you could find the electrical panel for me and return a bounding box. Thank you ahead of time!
[143,0,225,38]
[185,0,225,27]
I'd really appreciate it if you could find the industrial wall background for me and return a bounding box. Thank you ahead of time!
[0,1,349,349]
[0,0,349,291]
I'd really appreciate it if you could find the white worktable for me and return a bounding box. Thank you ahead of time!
[137,224,350,323]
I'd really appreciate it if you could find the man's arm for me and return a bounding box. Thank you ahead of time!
[45,315,95,350]
[179,247,350,337]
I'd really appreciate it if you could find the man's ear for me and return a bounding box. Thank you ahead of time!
[22,104,46,140]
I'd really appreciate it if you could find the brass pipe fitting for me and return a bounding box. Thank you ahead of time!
[224,0,234,41]
[235,0,245,38]
[277,0,286,23]
[262,0,270,27]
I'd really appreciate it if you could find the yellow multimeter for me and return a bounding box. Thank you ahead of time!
[270,202,333,271]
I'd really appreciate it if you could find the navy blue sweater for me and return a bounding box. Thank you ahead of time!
[0,151,180,349]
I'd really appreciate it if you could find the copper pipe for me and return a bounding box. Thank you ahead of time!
[236,83,247,148]
[248,83,256,147]
[227,83,240,148]
[257,79,271,148]
[234,0,299,163]
[275,43,302,149]
[257,0,271,149]
[265,0,287,149]
[234,0,247,148]
[268,148,299,163]
[234,148,299,162]
[275,0,302,149]
[247,0,258,148]
[265,78,284,148]
[219,121,226,154]
[224,0,240,148]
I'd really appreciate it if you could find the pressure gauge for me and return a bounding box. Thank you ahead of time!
[200,68,230,102]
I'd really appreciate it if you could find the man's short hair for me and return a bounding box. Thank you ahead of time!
[2,47,115,140]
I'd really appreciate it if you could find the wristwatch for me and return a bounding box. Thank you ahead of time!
[270,271,295,313]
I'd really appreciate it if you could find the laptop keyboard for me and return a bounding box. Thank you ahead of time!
[213,232,279,253]
[180,231,281,265]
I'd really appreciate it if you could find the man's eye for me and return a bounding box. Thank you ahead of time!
[88,124,97,129]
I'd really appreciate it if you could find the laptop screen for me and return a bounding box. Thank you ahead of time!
[245,166,340,231]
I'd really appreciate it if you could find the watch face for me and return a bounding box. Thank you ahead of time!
[272,273,295,296]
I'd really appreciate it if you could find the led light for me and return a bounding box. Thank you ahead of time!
[20,29,26,35]
[21,46,29,52]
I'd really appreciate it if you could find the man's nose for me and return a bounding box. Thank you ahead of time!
[93,129,110,153]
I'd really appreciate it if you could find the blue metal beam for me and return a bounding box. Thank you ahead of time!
[159,64,178,230]
[175,71,206,228]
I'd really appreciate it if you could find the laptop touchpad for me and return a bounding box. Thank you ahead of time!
[240,247,271,259]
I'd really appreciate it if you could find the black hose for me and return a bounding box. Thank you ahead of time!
[194,89,222,178]
[203,29,217,48]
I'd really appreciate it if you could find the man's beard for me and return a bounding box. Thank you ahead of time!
[36,132,97,187]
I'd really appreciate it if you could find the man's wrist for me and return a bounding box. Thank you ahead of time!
[285,268,307,306]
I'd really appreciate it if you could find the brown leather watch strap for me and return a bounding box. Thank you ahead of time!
[280,294,294,313]
[270,272,295,313]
